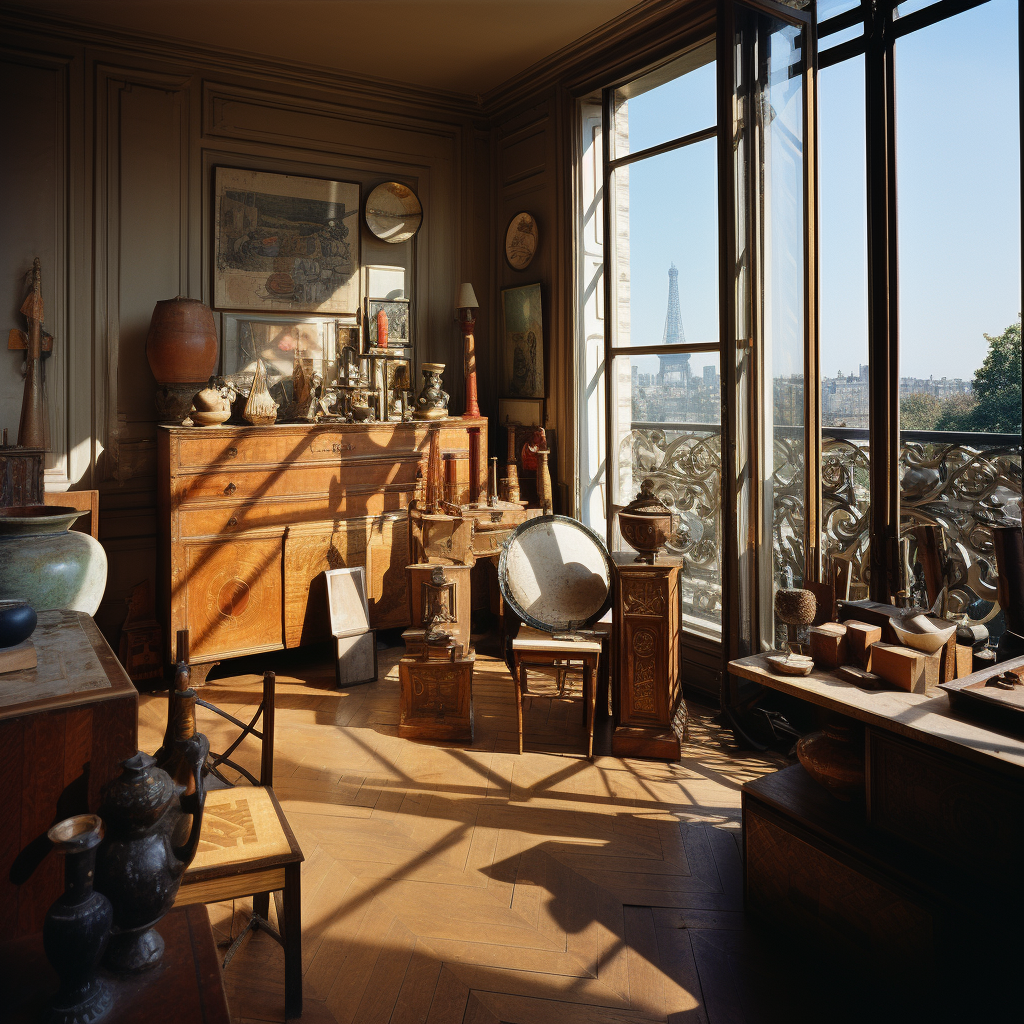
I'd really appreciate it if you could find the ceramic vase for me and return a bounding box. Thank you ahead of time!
[0,599,37,648]
[413,363,449,420]
[43,815,113,1024]
[95,751,205,973]
[0,506,107,616]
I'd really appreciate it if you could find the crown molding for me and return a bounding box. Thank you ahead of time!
[480,0,715,117]
[0,2,484,120]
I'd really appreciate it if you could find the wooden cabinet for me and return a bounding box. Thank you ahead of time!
[611,555,685,759]
[158,419,486,666]
[0,611,138,937]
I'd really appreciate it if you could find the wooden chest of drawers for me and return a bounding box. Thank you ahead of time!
[158,419,487,666]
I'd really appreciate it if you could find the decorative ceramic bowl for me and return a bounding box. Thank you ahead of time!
[889,616,957,655]
[617,478,674,564]
[0,600,37,649]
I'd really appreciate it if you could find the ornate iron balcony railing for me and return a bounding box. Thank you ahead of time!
[622,423,1022,639]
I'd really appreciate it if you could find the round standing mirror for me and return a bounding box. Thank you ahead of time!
[498,516,613,632]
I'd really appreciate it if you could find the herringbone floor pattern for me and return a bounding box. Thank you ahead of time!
[138,639,791,1024]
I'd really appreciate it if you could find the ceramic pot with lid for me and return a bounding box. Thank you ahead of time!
[617,478,674,564]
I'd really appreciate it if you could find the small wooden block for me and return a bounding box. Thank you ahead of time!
[0,640,36,673]
[940,631,957,683]
[955,644,974,679]
[844,621,882,670]
[870,643,938,694]
[809,623,847,669]
[836,665,886,689]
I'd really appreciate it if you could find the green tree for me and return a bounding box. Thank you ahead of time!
[936,317,1022,433]
[900,391,942,430]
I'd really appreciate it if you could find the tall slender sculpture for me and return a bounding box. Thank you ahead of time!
[456,283,480,418]
[13,258,50,449]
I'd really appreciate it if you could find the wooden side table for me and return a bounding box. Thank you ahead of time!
[512,626,601,757]
[0,611,138,936]
[611,554,686,759]
[2,904,230,1023]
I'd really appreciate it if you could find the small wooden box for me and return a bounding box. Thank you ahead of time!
[809,623,847,669]
[399,650,475,742]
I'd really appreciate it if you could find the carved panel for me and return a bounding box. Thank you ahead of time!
[630,627,658,714]
[368,511,411,629]
[183,536,283,661]
[621,578,666,616]
[399,656,473,741]
[283,519,369,647]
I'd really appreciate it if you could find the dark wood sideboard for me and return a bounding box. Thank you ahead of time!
[731,653,1024,1014]
[157,419,487,668]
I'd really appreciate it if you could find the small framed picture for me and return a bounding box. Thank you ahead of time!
[498,397,544,427]
[366,297,411,347]
[222,314,336,382]
[365,264,407,300]
[500,283,544,398]
[505,211,538,271]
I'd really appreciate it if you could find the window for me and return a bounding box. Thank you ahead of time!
[819,0,1021,639]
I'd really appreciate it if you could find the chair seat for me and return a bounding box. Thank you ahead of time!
[512,625,602,654]
[175,786,302,907]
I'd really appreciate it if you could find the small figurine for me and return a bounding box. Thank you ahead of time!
[413,363,449,420]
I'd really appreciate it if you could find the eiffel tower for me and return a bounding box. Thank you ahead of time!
[657,263,689,382]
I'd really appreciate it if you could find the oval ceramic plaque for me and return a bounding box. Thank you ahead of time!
[504,211,538,271]
[365,182,423,244]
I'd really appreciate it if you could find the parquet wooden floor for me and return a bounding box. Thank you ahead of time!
[138,639,798,1024]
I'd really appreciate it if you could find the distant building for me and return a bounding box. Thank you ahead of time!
[658,264,690,383]
[703,364,717,388]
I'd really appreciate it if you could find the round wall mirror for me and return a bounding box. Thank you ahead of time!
[365,182,422,244]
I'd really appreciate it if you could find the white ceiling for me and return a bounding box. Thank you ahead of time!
[14,0,641,96]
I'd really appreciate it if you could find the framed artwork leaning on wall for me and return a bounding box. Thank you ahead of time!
[500,283,544,399]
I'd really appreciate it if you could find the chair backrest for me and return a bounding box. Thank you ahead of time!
[175,629,276,788]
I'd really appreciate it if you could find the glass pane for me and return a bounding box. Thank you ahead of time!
[609,140,719,347]
[819,55,871,598]
[611,41,716,158]
[761,22,807,629]
[896,0,1021,637]
[819,0,861,18]
[894,0,943,19]
[610,352,723,638]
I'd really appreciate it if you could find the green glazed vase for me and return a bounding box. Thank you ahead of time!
[0,505,107,615]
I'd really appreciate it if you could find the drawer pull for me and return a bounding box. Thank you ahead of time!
[225,482,237,494]
[227,446,238,458]
[227,516,238,527]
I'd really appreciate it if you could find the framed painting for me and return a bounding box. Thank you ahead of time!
[498,397,544,428]
[501,283,544,398]
[222,314,338,384]
[214,167,360,314]
[366,297,411,348]
[365,264,407,300]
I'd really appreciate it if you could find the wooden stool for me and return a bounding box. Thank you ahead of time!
[511,626,601,757]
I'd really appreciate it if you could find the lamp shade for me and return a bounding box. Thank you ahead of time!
[456,283,479,309]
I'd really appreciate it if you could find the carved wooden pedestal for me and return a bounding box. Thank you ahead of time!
[399,649,475,742]
[611,554,685,760]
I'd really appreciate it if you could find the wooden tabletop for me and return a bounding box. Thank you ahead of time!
[0,610,135,721]
[513,625,602,654]
[729,652,1024,781]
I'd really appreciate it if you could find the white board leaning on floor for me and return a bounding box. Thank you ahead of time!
[324,566,377,687]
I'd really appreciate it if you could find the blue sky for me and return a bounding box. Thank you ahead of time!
[621,0,1020,382]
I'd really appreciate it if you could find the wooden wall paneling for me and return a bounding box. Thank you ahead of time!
[0,48,73,483]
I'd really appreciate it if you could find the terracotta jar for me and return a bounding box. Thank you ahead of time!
[796,719,865,801]
[145,297,218,384]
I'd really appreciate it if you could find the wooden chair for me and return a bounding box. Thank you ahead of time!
[511,625,601,757]
[170,632,304,1019]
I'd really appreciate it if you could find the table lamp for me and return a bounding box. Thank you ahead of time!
[456,283,480,418]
